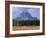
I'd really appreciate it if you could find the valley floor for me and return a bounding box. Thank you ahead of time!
[13,26,40,31]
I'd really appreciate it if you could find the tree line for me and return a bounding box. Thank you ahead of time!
[13,19,40,26]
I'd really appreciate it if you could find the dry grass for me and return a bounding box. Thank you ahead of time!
[13,26,40,31]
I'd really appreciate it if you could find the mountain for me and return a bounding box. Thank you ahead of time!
[15,8,38,20]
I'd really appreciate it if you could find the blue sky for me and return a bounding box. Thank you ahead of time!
[12,7,40,20]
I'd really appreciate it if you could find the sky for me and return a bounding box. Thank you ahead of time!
[12,7,40,20]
